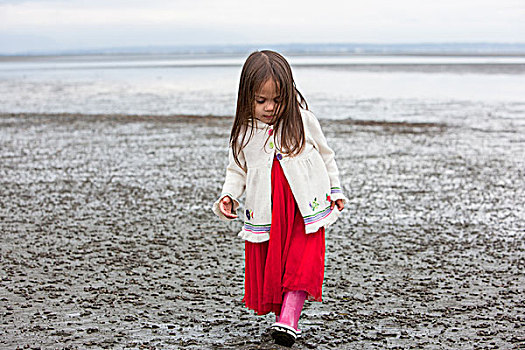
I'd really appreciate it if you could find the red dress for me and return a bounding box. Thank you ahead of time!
[243,156,326,316]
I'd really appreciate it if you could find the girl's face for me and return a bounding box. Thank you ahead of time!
[254,79,281,125]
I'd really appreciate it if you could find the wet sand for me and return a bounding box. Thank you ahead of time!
[0,113,524,349]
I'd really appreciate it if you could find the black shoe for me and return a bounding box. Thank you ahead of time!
[271,323,297,347]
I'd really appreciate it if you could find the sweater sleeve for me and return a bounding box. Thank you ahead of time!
[306,111,348,204]
[212,146,247,221]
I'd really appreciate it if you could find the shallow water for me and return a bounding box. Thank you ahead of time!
[1,54,524,130]
[0,113,523,349]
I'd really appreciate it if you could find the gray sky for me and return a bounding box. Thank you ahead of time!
[1,0,524,53]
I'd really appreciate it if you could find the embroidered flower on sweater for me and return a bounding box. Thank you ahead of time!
[309,198,319,212]
[326,193,331,202]
[245,209,254,220]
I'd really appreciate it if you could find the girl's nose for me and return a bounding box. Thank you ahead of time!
[265,101,274,111]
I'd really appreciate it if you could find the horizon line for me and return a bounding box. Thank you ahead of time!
[3,41,525,57]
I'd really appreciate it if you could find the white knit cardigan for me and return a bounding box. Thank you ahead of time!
[212,109,347,243]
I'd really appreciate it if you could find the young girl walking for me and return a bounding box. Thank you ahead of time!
[212,50,346,347]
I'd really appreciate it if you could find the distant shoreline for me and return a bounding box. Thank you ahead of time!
[2,54,524,75]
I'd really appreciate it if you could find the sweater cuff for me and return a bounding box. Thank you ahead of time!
[330,187,348,205]
[212,193,241,221]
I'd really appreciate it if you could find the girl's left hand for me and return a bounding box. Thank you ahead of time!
[330,199,344,211]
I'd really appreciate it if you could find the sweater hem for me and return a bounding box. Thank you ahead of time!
[305,206,341,234]
[238,230,270,243]
[239,208,341,243]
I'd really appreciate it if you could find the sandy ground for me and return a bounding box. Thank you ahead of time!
[0,113,524,349]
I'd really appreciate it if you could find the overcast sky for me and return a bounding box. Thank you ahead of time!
[1,0,524,53]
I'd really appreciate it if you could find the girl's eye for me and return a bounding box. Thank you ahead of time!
[256,99,265,104]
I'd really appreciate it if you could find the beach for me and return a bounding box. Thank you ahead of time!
[1,112,523,349]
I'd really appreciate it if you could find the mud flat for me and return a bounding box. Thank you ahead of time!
[0,113,524,349]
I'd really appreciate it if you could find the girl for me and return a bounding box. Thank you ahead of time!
[212,50,346,347]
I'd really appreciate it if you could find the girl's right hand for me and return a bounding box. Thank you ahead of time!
[219,196,238,219]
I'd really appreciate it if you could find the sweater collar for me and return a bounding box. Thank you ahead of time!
[252,118,274,130]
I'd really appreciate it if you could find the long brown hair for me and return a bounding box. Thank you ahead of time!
[230,50,308,168]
